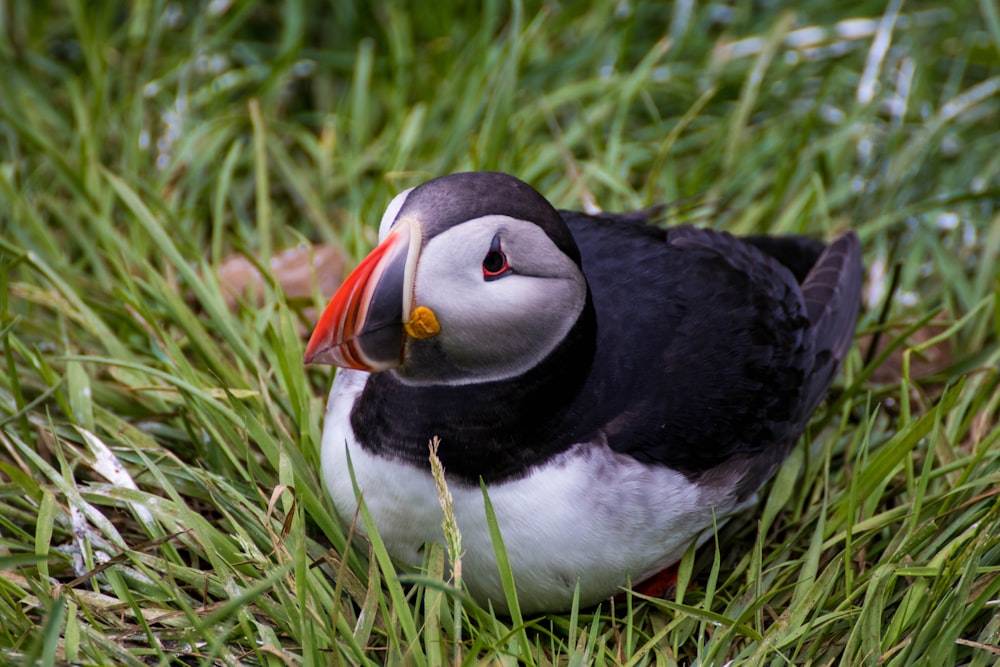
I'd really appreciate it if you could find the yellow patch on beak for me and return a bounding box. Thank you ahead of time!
[405,306,441,339]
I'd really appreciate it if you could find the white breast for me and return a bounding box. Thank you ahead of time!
[321,369,755,613]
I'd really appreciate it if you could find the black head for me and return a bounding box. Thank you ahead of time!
[388,172,583,267]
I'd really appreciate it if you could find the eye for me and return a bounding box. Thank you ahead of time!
[482,233,512,281]
[483,250,507,275]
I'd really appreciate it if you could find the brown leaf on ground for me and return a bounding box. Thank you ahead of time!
[217,243,347,330]
[965,406,998,452]
[861,317,953,385]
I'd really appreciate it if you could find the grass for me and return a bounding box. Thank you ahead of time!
[1,0,998,664]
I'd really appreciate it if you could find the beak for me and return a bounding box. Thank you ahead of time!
[304,219,423,370]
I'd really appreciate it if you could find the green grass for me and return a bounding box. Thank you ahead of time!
[1,0,999,664]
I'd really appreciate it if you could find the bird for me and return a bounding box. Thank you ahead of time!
[304,171,863,614]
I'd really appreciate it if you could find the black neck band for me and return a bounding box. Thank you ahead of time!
[349,294,598,484]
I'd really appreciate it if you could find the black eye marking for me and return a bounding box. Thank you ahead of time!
[482,233,512,281]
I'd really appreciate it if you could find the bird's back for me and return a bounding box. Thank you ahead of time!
[560,213,862,493]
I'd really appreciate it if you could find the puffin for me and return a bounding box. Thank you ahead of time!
[304,171,863,614]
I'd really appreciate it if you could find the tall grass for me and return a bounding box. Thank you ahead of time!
[1,1,998,664]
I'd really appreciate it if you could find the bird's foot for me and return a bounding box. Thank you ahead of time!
[616,563,679,603]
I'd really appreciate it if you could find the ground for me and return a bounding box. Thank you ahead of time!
[0,1,998,665]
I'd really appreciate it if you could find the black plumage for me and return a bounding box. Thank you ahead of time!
[349,191,862,490]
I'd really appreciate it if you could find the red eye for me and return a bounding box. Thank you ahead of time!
[482,233,511,280]
[483,250,507,276]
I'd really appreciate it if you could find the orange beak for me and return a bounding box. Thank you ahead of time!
[304,221,418,370]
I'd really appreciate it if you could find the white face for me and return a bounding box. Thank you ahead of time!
[378,188,415,241]
[402,215,587,385]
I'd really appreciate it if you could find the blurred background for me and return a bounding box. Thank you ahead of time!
[1,1,998,664]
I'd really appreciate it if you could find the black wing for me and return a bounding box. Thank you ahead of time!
[563,214,862,479]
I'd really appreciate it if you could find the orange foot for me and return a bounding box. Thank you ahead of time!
[615,563,679,603]
[634,562,679,597]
